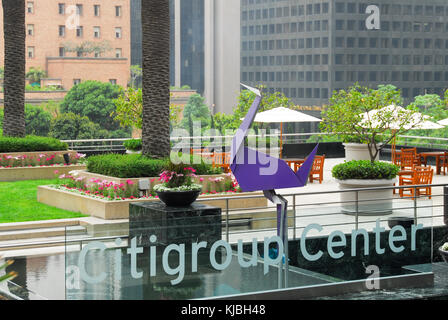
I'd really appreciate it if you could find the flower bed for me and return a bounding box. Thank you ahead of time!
[69,169,235,194]
[0,151,86,182]
[37,185,267,220]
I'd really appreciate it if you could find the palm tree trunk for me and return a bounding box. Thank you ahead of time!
[2,0,26,137]
[141,0,171,158]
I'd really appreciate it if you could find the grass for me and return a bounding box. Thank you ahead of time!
[0,179,87,224]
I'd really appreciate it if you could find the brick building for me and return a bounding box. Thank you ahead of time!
[0,0,131,90]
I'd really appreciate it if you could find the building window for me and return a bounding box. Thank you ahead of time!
[73,79,81,86]
[94,5,100,17]
[59,47,65,57]
[27,24,34,36]
[58,3,65,15]
[115,27,122,39]
[76,4,83,16]
[76,26,83,37]
[94,52,101,58]
[27,47,35,58]
[59,25,65,37]
[115,48,122,58]
[115,6,122,17]
[93,26,100,38]
[27,2,34,14]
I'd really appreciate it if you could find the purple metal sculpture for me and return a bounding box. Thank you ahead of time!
[230,84,318,243]
[230,84,318,287]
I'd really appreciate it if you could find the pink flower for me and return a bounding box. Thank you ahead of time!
[126,180,134,185]
[54,170,59,174]
[199,178,204,182]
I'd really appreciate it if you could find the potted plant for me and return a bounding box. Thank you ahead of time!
[332,160,400,215]
[123,139,142,154]
[439,242,448,263]
[153,162,202,207]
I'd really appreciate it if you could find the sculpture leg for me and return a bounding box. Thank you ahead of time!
[263,190,289,288]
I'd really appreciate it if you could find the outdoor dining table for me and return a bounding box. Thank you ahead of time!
[419,152,445,175]
[283,158,305,172]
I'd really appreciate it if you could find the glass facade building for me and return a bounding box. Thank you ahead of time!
[241,0,448,107]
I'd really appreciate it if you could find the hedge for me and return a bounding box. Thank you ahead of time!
[332,160,399,180]
[0,135,68,152]
[86,154,222,178]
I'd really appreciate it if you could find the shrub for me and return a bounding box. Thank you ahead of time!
[87,154,222,178]
[60,80,122,131]
[49,112,109,140]
[123,139,142,151]
[0,135,68,152]
[25,105,52,137]
[332,160,399,180]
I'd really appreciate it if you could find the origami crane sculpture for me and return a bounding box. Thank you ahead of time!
[230,84,318,286]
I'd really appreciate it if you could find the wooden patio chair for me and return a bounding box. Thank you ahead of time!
[212,152,231,173]
[401,147,421,167]
[399,166,433,199]
[441,152,448,175]
[399,150,418,171]
[309,155,325,184]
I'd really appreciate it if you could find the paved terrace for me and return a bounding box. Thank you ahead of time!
[228,157,448,243]
[2,158,448,257]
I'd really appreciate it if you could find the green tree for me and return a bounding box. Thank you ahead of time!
[49,112,109,140]
[25,105,52,137]
[181,93,210,132]
[411,94,447,120]
[26,67,47,85]
[321,84,423,162]
[2,0,26,137]
[112,87,143,129]
[60,80,122,131]
[130,65,142,88]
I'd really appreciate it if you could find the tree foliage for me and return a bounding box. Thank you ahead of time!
[180,93,211,132]
[49,112,109,140]
[25,105,52,137]
[321,84,424,162]
[60,80,122,131]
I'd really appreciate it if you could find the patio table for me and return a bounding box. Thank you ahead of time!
[419,152,445,175]
[283,158,305,172]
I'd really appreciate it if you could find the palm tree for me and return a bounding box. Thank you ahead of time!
[2,0,26,137]
[26,67,47,86]
[141,0,171,158]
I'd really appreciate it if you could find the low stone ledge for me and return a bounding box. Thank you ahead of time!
[0,164,86,182]
[37,185,268,220]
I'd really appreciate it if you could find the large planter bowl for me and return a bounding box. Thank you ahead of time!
[336,178,396,216]
[156,190,201,207]
[343,143,380,161]
[439,247,448,263]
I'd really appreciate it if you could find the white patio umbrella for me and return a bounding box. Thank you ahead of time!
[242,107,322,158]
[437,118,448,126]
[359,105,443,162]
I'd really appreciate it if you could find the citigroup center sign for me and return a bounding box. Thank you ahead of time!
[65,219,424,293]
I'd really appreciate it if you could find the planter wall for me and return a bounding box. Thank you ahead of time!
[72,170,233,193]
[336,178,396,215]
[0,164,86,182]
[343,143,379,161]
[37,185,268,220]
[283,142,345,159]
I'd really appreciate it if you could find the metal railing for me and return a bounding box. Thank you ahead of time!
[62,133,448,153]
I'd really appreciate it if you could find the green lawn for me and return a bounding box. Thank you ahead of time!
[0,179,87,223]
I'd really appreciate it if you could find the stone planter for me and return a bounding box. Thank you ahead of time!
[336,178,396,216]
[37,185,267,220]
[155,189,201,207]
[439,247,448,263]
[125,150,141,154]
[0,164,86,182]
[343,143,379,161]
